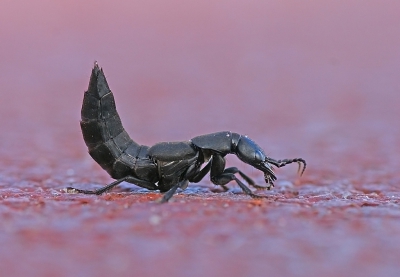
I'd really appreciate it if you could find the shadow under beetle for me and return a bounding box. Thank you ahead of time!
[66,63,306,203]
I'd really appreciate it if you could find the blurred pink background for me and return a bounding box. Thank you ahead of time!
[1,0,399,142]
[1,1,400,276]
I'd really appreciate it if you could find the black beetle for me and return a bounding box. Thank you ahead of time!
[66,63,306,202]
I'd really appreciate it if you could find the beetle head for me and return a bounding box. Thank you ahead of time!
[235,136,277,185]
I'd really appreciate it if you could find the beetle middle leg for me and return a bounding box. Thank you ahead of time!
[210,154,263,198]
[188,160,212,183]
[66,175,158,195]
[158,180,189,203]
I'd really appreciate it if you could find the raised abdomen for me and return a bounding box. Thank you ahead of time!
[80,63,142,178]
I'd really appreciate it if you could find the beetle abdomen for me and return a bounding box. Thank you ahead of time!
[80,63,141,176]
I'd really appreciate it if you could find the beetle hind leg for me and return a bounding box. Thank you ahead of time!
[65,176,158,195]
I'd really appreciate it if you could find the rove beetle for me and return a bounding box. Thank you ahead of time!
[66,63,306,202]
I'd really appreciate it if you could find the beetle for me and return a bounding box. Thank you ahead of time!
[66,63,306,203]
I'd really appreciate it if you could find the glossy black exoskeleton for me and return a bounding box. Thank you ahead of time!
[66,63,306,202]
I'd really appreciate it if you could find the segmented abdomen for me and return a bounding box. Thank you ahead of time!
[80,64,143,179]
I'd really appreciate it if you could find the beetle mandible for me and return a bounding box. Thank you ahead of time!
[66,63,306,202]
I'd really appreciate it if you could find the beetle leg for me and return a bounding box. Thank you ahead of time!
[265,158,306,176]
[220,185,230,191]
[210,154,263,199]
[223,167,271,190]
[213,173,263,199]
[65,176,158,195]
[157,180,189,203]
[188,159,212,183]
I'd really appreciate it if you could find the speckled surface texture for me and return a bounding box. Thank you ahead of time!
[1,1,400,276]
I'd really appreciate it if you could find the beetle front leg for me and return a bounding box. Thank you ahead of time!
[223,167,272,190]
[210,154,263,199]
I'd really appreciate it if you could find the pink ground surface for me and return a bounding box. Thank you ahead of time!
[1,1,400,276]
